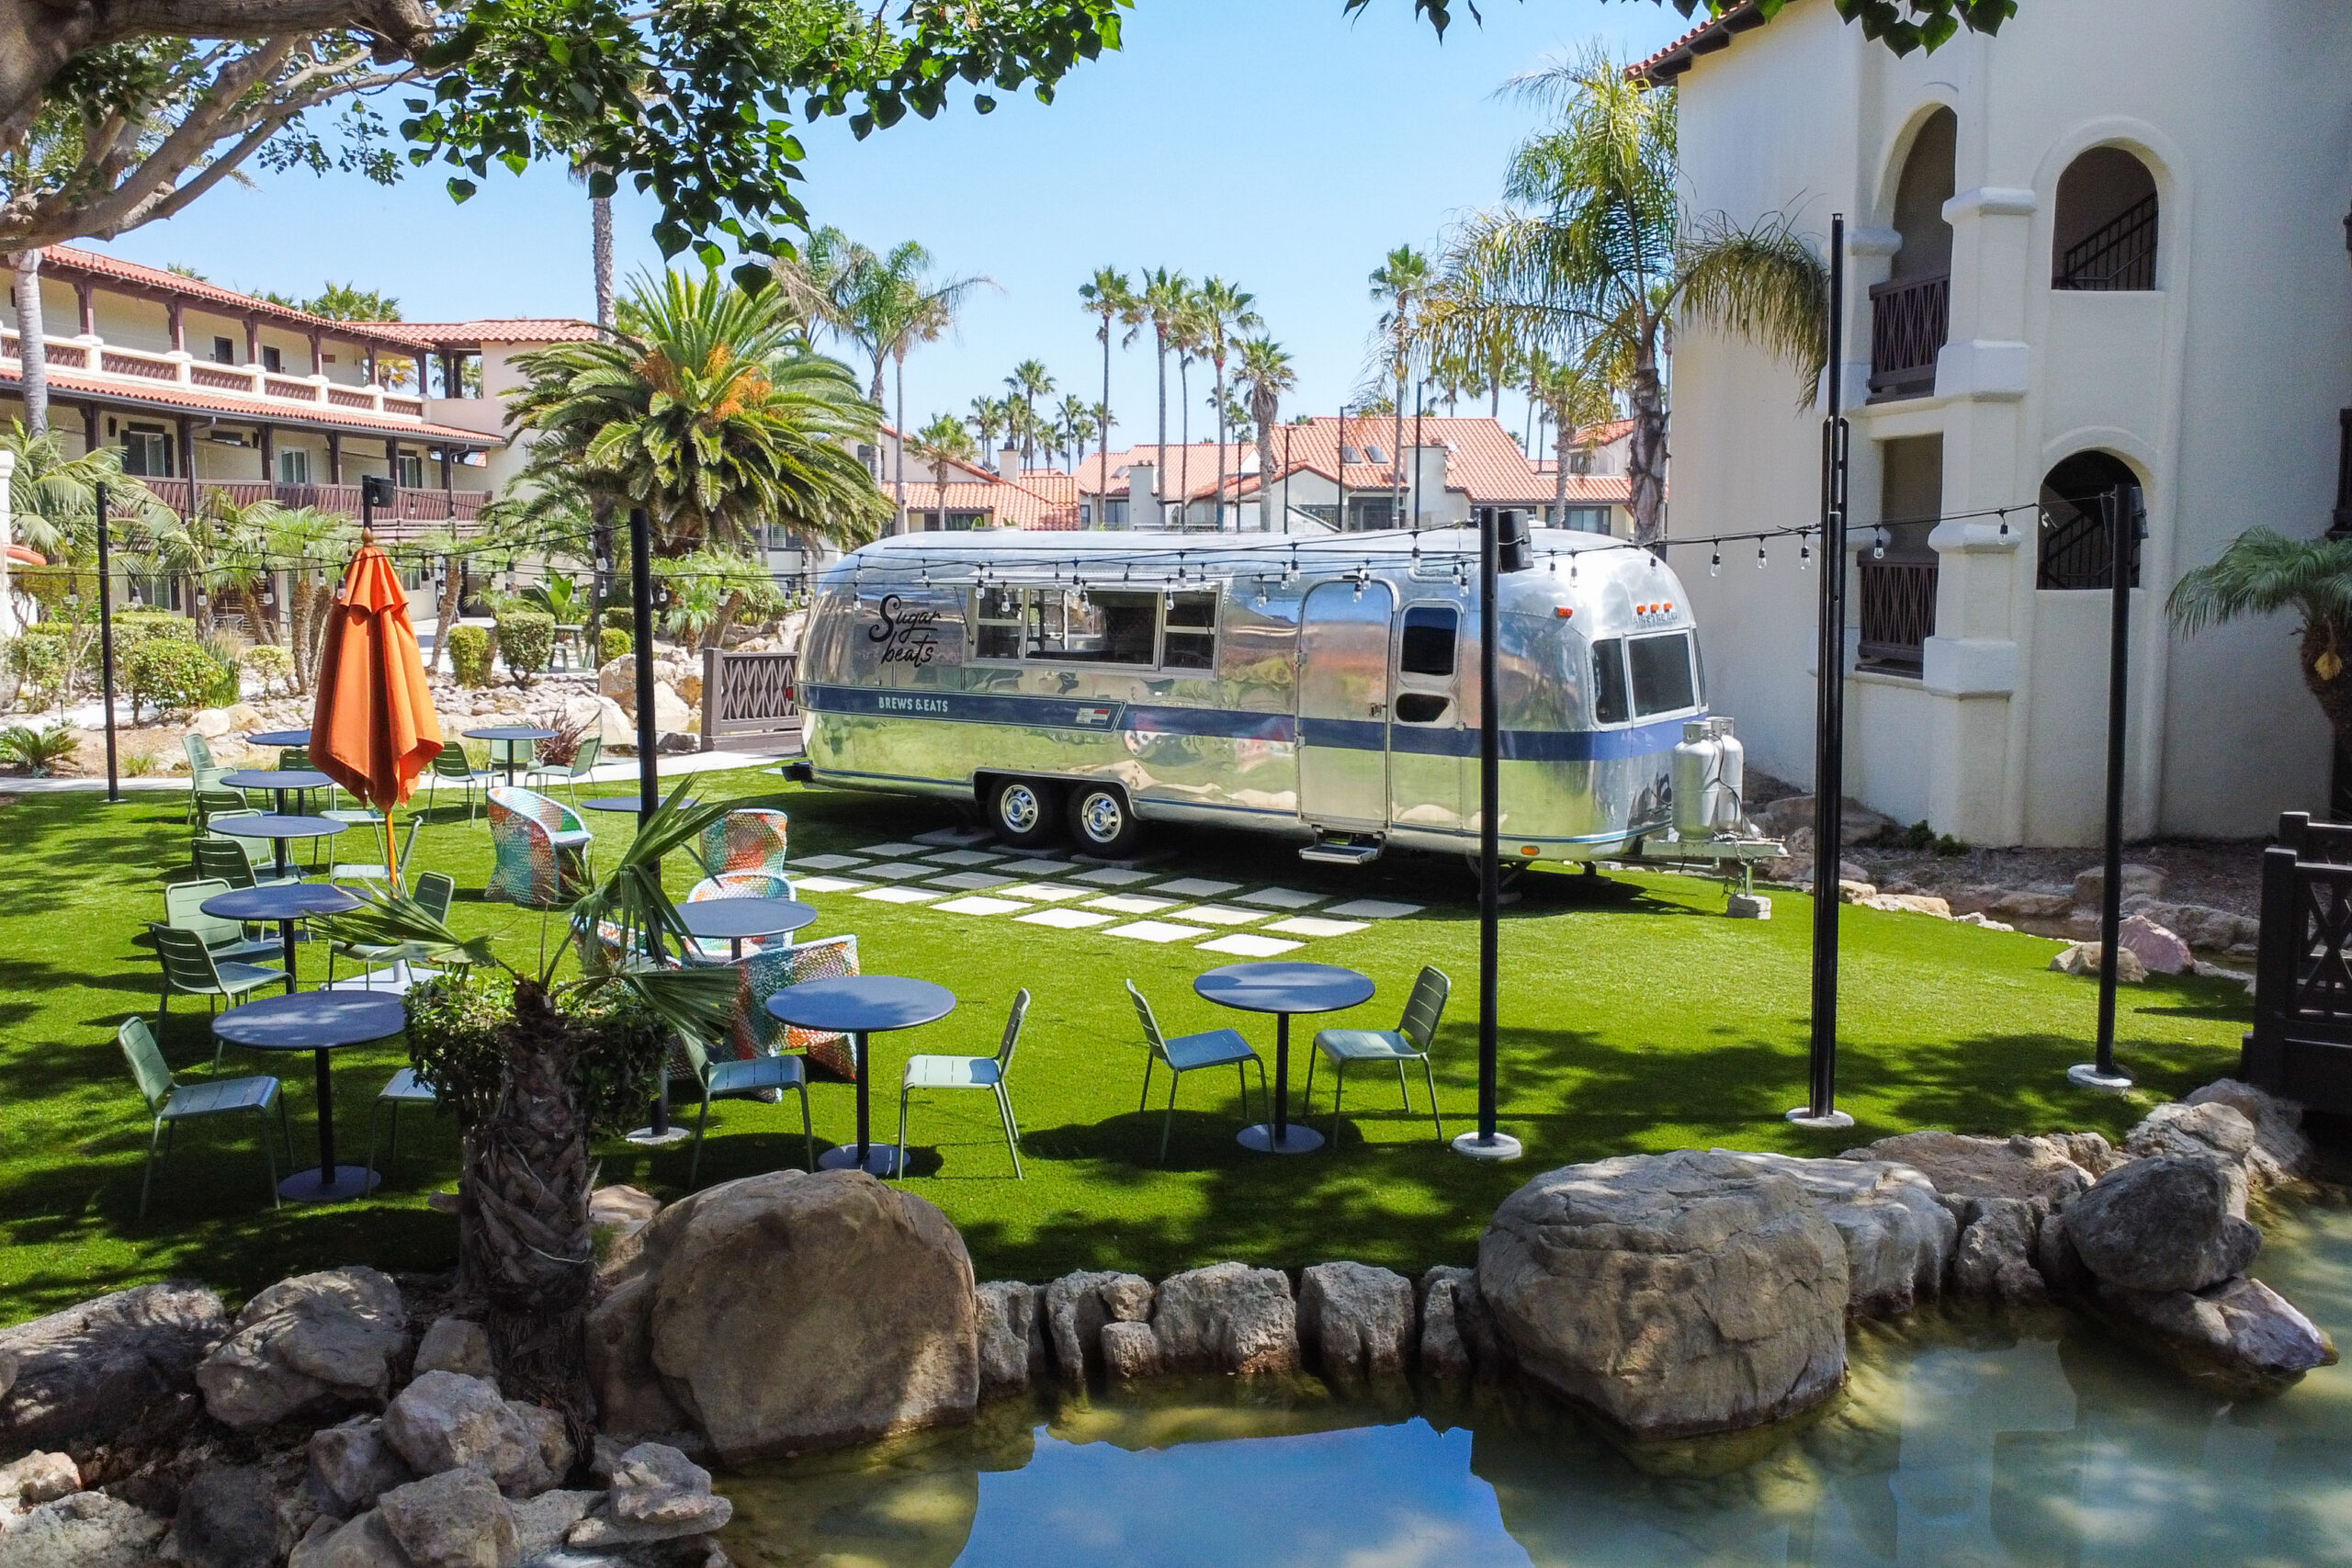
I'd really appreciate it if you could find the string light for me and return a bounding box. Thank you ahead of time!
[1756,544,1766,570]
[1871,528,1887,560]
[1799,536,1812,570]
[1710,548,1722,577]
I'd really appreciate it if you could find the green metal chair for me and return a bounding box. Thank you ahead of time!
[679,1029,813,1187]
[327,871,455,986]
[329,815,422,887]
[191,836,259,892]
[154,877,280,967]
[322,782,386,829]
[202,814,305,887]
[1125,980,1267,1163]
[183,732,217,776]
[192,788,249,830]
[365,1068,441,1185]
[488,737,534,780]
[153,927,283,1067]
[524,735,601,806]
[898,988,1029,1179]
[423,747,491,821]
[119,1017,289,1218]
[1306,964,1452,1144]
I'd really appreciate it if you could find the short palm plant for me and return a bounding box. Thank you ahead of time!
[329,785,775,1437]
[2169,529,2352,744]
[0,722,78,775]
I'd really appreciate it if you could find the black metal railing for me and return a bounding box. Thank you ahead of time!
[2038,502,2141,590]
[1868,273,1949,400]
[2055,192,2158,290]
[2246,812,2352,1113]
[1857,555,1939,670]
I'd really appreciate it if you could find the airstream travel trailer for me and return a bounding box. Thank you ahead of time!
[796,528,1746,864]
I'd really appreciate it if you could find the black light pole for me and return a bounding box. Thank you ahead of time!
[1456,503,1525,1161]
[1793,213,1855,1131]
[2071,483,2141,1092]
[94,482,120,804]
[629,504,659,822]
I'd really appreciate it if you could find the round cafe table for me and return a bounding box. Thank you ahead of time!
[200,882,361,995]
[767,976,956,1176]
[1194,962,1376,1155]
[209,813,346,879]
[246,728,311,750]
[464,727,558,786]
[679,897,817,963]
[211,990,405,1201]
[218,767,333,815]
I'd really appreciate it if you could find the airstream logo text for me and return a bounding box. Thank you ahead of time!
[868,593,943,669]
[877,694,950,715]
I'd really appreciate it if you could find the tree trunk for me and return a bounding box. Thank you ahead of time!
[435,553,464,674]
[288,572,312,692]
[1392,366,1406,525]
[1098,321,1113,523]
[1213,356,1227,533]
[591,196,615,333]
[2301,619,2352,741]
[1555,411,1572,523]
[1154,329,1168,529]
[892,354,907,536]
[11,250,49,437]
[1628,356,1668,547]
[1176,359,1191,525]
[1255,415,1275,535]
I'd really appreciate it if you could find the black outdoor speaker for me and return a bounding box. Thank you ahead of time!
[1497,508,1533,573]
[362,475,398,507]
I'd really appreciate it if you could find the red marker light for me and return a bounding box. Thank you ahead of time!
[1555,606,1573,618]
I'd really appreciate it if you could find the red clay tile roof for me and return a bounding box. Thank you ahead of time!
[1071,416,1566,506]
[374,319,604,347]
[1627,0,1770,83]
[0,361,497,445]
[40,246,426,353]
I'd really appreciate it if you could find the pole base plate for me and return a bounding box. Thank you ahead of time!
[1451,1131,1524,1162]
[820,1144,904,1176]
[623,1126,695,1148]
[1238,1123,1325,1155]
[1784,1106,1856,1131]
[2067,1064,2134,1093]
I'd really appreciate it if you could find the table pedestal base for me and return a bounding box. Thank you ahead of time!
[1238,1122,1324,1155]
[279,1166,381,1201]
[820,1144,904,1176]
[624,1125,695,1148]
[1450,1130,1524,1162]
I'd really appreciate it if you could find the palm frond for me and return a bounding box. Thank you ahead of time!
[2168,529,2352,636]
[1674,210,1830,407]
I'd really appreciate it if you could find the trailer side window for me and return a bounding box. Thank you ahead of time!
[975,586,1023,659]
[1629,632,1697,716]
[1399,605,1457,677]
[1591,638,1630,725]
[1029,588,1156,665]
[1162,592,1216,671]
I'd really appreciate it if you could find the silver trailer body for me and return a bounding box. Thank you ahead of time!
[797,528,1716,862]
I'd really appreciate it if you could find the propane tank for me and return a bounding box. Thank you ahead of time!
[1673,721,1719,840]
[1710,716,1746,830]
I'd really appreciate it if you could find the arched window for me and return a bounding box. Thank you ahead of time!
[1870,108,1956,400]
[1889,107,1956,282]
[2052,148,2159,290]
[2038,451,2141,589]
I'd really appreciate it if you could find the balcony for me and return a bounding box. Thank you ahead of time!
[1858,554,1939,671]
[1,329,431,422]
[1868,273,1949,401]
[138,479,488,535]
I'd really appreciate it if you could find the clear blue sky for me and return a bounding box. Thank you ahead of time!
[90,0,1690,457]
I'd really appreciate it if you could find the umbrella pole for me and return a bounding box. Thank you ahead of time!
[384,811,401,898]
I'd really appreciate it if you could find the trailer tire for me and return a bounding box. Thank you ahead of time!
[987,777,1062,848]
[1068,784,1142,858]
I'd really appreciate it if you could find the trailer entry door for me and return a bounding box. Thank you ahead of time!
[1297,580,1394,830]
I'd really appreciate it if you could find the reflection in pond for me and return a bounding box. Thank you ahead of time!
[721,1199,2352,1567]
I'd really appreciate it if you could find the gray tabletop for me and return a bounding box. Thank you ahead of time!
[212,991,406,1050]
[767,975,955,1033]
[1193,961,1375,1016]
[679,897,818,942]
[200,885,362,922]
[247,728,311,748]
[208,814,347,842]
[218,769,333,792]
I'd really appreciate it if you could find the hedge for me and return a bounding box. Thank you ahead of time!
[494,610,555,683]
[127,637,228,719]
[598,627,633,663]
[447,625,495,688]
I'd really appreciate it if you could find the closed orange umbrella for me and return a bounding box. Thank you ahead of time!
[311,533,444,890]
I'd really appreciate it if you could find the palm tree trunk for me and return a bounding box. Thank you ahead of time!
[1255,418,1275,535]
[1628,356,1668,546]
[1098,321,1113,523]
[1177,360,1191,525]
[591,196,615,333]
[1392,366,1406,525]
[1154,328,1168,528]
[1213,356,1228,533]
[1554,411,1572,524]
[12,250,49,437]
[893,354,907,536]
[436,553,464,674]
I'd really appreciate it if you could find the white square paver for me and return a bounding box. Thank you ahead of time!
[856,886,938,904]
[999,882,1089,902]
[1323,898,1423,919]
[1166,904,1267,927]
[1155,876,1241,898]
[1071,866,1157,886]
[1016,907,1116,930]
[1103,920,1213,943]
[1263,916,1369,939]
[1197,933,1304,957]
[859,861,938,882]
[924,849,1008,867]
[931,896,1030,917]
[913,826,995,847]
[1234,886,1329,909]
[792,874,869,894]
[1087,894,1176,915]
[928,871,1014,891]
[999,856,1072,874]
[860,841,931,857]
[794,853,868,872]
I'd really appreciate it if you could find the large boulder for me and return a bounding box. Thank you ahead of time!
[2183,1078,2312,1187]
[1478,1151,1849,1440]
[586,1170,978,1461]
[1296,1263,1415,1380]
[1097,1321,1161,1381]
[377,1466,518,1568]
[2095,1276,2339,1400]
[287,1508,406,1568]
[0,1490,170,1568]
[1148,1264,1298,1376]
[379,1371,551,1496]
[196,1269,406,1432]
[1041,1271,1154,1382]
[309,1416,413,1516]
[2064,1154,2260,1294]
[566,1443,730,1551]
[975,1282,1047,1400]
[2117,913,2193,975]
[412,1318,494,1382]
[1721,1153,1954,1316]
[1416,1266,1506,1382]
[1842,1132,2092,1305]
[0,1281,225,1456]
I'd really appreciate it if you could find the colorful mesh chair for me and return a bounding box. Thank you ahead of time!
[486,786,595,908]
[682,871,799,960]
[687,932,861,1071]
[696,808,789,877]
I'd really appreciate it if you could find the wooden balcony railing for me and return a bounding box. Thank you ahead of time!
[1868,272,1949,400]
[137,478,488,529]
[1,328,443,420]
[1857,554,1939,671]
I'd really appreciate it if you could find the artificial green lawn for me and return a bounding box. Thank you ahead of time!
[0,769,2255,1326]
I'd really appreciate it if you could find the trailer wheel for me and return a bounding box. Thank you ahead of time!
[1068,784,1142,858]
[987,777,1061,848]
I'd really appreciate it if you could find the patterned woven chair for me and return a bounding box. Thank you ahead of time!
[682,872,799,961]
[696,808,789,877]
[485,786,595,908]
[689,932,860,1072]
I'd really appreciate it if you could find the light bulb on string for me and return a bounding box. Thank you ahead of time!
[1871,527,1887,560]
[1710,548,1722,577]
[1757,544,1766,570]
[1998,508,2011,538]
[1799,536,1812,570]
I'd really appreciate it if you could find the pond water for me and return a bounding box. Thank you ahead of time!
[719,1199,2352,1568]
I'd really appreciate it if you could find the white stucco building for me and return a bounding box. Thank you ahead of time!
[1647,0,2352,843]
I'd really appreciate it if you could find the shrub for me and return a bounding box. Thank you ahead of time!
[128,636,228,719]
[0,723,79,775]
[599,627,633,663]
[122,749,158,777]
[243,644,293,694]
[447,624,494,688]
[494,609,555,685]
[5,632,65,702]
[114,609,198,653]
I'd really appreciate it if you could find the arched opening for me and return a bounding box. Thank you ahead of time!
[2038,451,2142,589]
[1869,107,1956,400]
[2052,148,2159,290]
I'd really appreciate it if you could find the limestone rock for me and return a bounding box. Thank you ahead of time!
[1417,1266,1505,1382]
[567,1442,730,1548]
[2128,900,2260,953]
[1954,912,2016,931]
[587,1170,979,1461]
[196,1268,406,1431]
[676,672,704,708]
[1043,1270,1154,1382]
[976,1282,1048,1400]
[1478,1150,1849,1440]
[164,1465,280,1568]
[2184,1079,2312,1185]
[2098,1276,2339,1400]
[1757,794,1889,846]
[309,1416,413,1515]
[507,1491,597,1562]
[2122,1101,2258,1188]
[0,1281,227,1453]
[192,708,232,739]
[2065,1154,2260,1294]
[1098,1321,1161,1381]
[377,1467,518,1568]
[0,1452,77,1509]
[222,702,263,731]
[592,1185,662,1278]
[1950,1199,2048,1303]
[582,1271,686,1442]
[1842,1131,2092,1206]
[0,1491,170,1568]
[2074,863,2165,906]
[650,682,692,737]
[2032,1131,2129,1178]
[2051,942,2147,982]
[2118,913,2192,975]
[380,1371,536,1493]
[1297,1263,1416,1379]
[288,1509,406,1568]
[1722,1153,1955,1316]
[1837,879,1878,903]
[1854,893,1953,919]
[413,1318,494,1382]
[1148,1264,1298,1376]
[504,1400,574,1497]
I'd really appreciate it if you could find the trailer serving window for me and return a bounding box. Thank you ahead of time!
[975,586,1023,659]
[1628,632,1698,716]
[1162,592,1217,671]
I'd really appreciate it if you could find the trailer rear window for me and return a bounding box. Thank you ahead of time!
[1629,632,1697,716]
[1399,605,1457,677]
[1590,638,1629,725]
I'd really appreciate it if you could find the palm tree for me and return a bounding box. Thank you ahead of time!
[1052,394,1094,471]
[2170,530,2352,750]
[262,505,356,688]
[1139,267,1191,526]
[1170,288,1208,522]
[1006,359,1055,468]
[1525,353,1622,525]
[150,491,273,637]
[1369,244,1430,513]
[11,251,49,435]
[912,412,978,523]
[967,394,1010,468]
[1195,277,1261,533]
[1236,338,1296,534]
[854,245,991,532]
[771,225,877,360]
[1421,47,1826,544]
[1079,268,1140,491]
[503,269,891,558]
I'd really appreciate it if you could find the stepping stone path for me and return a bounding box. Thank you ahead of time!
[1199,933,1303,957]
[1156,877,1241,898]
[796,854,868,872]
[914,827,995,847]
[1019,908,1115,929]
[857,886,938,905]
[925,850,1005,866]
[1104,920,1213,942]
[794,874,868,893]
[1089,894,1176,915]
[928,871,1013,890]
[932,896,1029,916]
[860,862,938,882]
[1070,866,1156,886]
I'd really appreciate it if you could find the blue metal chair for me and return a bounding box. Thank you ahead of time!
[1125,980,1267,1163]
[365,1068,442,1186]
[119,1018,288,1218]
[679,1029,813,1187]
[1306,964,1452,1143]
[899,989,1029,1179]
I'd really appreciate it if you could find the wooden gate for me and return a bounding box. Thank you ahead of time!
[700,648,801,752]
[2245,811,2352,1113]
